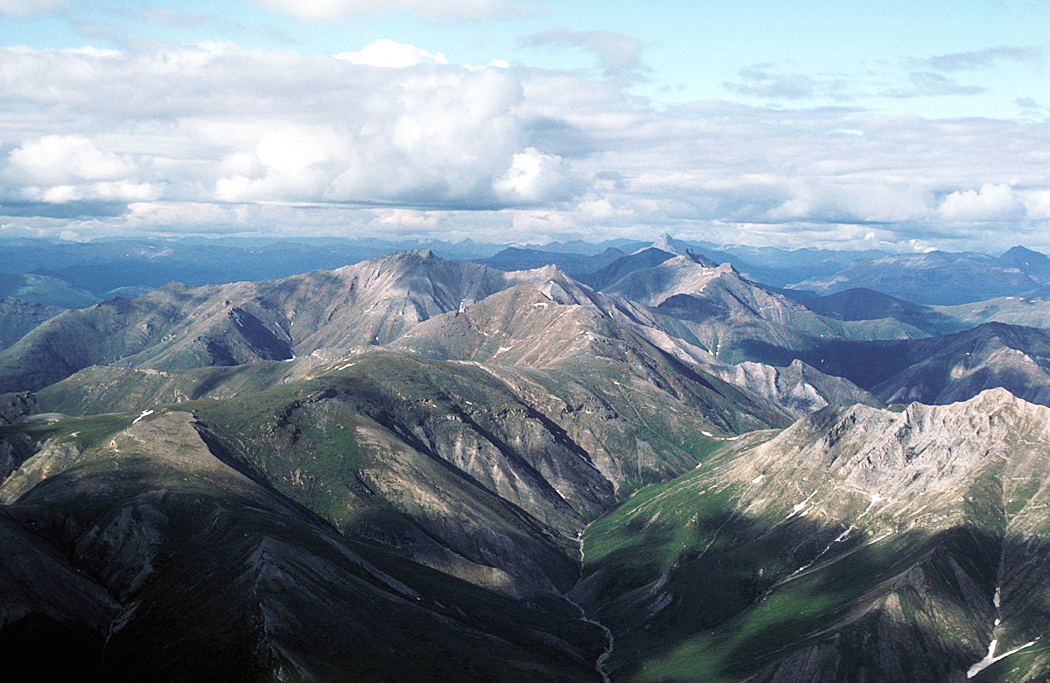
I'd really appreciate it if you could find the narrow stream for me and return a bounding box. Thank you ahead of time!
[568,528,615,683]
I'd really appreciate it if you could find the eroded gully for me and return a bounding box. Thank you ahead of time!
[566,526,615,683]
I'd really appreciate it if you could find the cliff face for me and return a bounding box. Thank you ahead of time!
[577,389,1050,682]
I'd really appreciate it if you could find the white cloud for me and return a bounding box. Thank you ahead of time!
[938,183,1027,222]
[335,39,448,67]
[1022,190,1050,220]
[0,42,1047,251]
[256,0,521,21]
[3,135,159,203]
[216,125,348,202]
[766,181,935,224]
[7,135,136,185]
[494,148,578,204]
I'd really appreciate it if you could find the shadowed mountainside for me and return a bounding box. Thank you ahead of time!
[0,409,606,682]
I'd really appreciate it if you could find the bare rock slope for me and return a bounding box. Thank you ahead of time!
[578,388,1050,682]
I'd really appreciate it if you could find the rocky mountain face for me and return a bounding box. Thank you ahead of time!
[706,358,885,419]
[604,254,921,367]
[4,245,1050,682]
[0,251,515,392]
[2,250,859,425]
[576,388,1050,682]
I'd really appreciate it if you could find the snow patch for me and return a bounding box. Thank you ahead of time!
[785,490,818,520]
[858,493,884,518]
[967,639,1037,678]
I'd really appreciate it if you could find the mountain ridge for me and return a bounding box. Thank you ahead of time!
[577,387,1050,682]
[3,243,1050,682]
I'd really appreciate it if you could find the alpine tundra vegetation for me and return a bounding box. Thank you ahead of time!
[3,239,1050,682]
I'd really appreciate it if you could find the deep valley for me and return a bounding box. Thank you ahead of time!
[4,238,1050,682]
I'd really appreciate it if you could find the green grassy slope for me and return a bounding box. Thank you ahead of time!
[575,392,1050,682]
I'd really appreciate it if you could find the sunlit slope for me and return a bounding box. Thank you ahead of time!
[576,389,1050,682]
[0,250,514,392]
[603,255,926,366]
[179,348,791,588]
[24,344,785,594]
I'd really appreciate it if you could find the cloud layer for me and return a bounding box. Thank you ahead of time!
[0,41,1047,251]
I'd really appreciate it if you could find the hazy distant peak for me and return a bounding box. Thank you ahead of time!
[641,236,721,267]
[1001,245,1050,269]
[635,233,689,256]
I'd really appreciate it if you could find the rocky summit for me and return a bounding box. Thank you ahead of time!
[3,247,1050,682]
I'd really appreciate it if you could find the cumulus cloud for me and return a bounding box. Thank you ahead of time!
[0,43,587,212]
[938,183,1027,222]
[335,39,448,67]
[7,135,135,185]
[493,148,580,204]
[3,135,159,203]
[255,0,523,21]
[0,42,1047,251]
[215,125,348,202]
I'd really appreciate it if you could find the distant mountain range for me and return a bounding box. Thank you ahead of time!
[792,247,1050,305]
[3,235,1049,309]
[3,241,1050,681]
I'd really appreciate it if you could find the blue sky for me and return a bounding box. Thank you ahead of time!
[0,0,1048,251]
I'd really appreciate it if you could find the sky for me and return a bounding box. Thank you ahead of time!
[0,0,1048,252]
